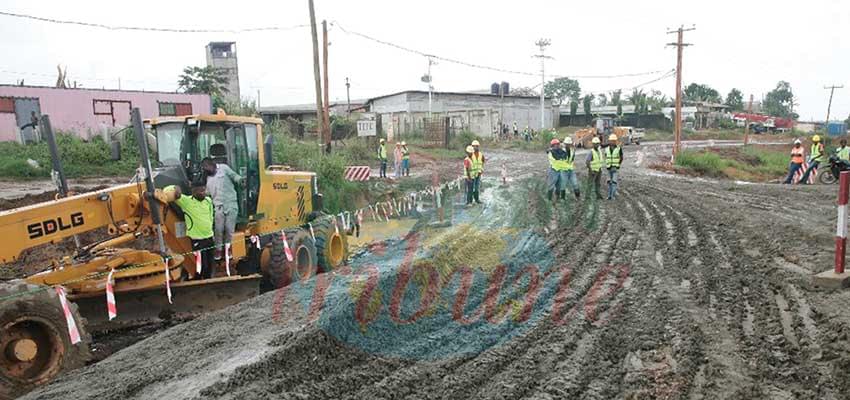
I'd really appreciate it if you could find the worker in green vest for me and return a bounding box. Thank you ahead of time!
[562,137,580,199]
[585,137,604,200]
[165,181,215,280]
[401,141,411,176]
[836,139,850,163]
[469,140,485,204]
[799,135,824,184]
[605,134,624,200]
[547,139,567,202]
[378,138,388,178]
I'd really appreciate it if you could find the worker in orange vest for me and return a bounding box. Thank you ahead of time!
[784,139,805,184]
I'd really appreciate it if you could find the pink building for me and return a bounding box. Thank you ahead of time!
[0,85,211,143]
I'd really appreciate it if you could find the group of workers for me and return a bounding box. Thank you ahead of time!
[784,135,850,184]
[164,154,243,280]
[548,134,623,201]
[377,138,411,178]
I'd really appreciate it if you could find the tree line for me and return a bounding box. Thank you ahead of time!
[541,77,799,120]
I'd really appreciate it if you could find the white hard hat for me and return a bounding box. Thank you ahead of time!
[471,140,480,146]
[563,137,573,145]
[466,145,474,153]
[592,137,601,144]
[794,139,802,144]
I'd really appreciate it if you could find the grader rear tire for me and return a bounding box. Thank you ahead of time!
[312,217,349,273]
[267,230,317,289]
[0,282,91,400]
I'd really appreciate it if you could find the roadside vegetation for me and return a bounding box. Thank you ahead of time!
[671,145,791,182]
[0,133,140,179]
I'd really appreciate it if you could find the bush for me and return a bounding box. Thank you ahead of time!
[453,131,481,150]
[0,133,140,179]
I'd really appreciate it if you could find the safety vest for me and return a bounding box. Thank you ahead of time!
[606,146,622,169]
[838,146,850,162]
[590,148,604,172]
[548,150,574,171]
[790,146,804,164]
[471,152,484,177]
[402,148,410,160]
[811,143,825,162]
[379,144,387,160]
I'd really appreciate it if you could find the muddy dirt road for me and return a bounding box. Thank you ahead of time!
[24,142,850,400]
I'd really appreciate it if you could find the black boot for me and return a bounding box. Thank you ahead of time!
[559,190,566,200]
[547,190,555,203]
[574,189,581,199]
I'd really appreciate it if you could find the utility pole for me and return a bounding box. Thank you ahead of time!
[257,89,261,109]
[345,77,351,115]
[424,56,437,117]
[825,84,843,126]
[533,39,552,131]
[744,94,753,146]
[322,20,331,149]
[308,0,324,145]
[667,25,694,159]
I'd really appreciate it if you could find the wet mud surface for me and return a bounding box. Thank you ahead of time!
[20,143,850,399]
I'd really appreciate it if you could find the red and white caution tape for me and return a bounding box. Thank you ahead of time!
[106,268,117,321]
[194,250,202,275]
[357,210,364,225]
[224,243,232,277]
[281,231,294,262]
[369,205,377,222]
[381,203,389,222]
[54,286,81,344]
[164,257,173,304]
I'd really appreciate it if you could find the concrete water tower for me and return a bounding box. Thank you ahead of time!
[205,42,241,103]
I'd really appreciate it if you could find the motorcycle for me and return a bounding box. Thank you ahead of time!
[819,154,850,184]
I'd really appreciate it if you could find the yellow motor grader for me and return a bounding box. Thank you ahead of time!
[0,109,348,399]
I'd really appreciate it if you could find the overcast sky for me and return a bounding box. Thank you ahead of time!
[1,0,848,121]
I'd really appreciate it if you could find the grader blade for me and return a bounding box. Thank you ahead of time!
[70,274,261,332]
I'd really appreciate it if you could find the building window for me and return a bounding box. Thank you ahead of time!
[0,97,13,113]
[159,102,193,116]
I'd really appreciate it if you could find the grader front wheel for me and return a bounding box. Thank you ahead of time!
[0,282,91,400]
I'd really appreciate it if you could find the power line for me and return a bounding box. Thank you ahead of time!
[331,21,669,80]
[0,10,309,33]
[586,69,677,95]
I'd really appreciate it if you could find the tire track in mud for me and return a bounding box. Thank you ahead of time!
[626,176,841,399]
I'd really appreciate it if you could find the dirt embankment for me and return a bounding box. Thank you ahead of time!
[23,144,850,399]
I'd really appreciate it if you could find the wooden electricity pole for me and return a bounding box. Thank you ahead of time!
[825,84,844,126]
[744,94,753,146]
[322,20,331,149]
[308,0,324,145]
[667,25,694,159]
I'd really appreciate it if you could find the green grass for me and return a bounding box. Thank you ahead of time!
[0,133,140,180]
[674,145,790,182]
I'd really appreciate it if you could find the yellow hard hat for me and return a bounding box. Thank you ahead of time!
[608,134,618,141]
[471,140,480,146]
[563,137,573,145]
[812,135,821,142]
[380,138,386,143]
[401,141,406,146]
[592,137,601,144]
[465,145,474,153]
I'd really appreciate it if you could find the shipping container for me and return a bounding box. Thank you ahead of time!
[827,122,847,136]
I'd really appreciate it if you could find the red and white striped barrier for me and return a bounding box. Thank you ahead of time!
[281,231,294,262]
[835,171,849,274]
[106,268,117,321]
[794,163,817,184]
[55,286,82,344]
[344,166,371,181]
